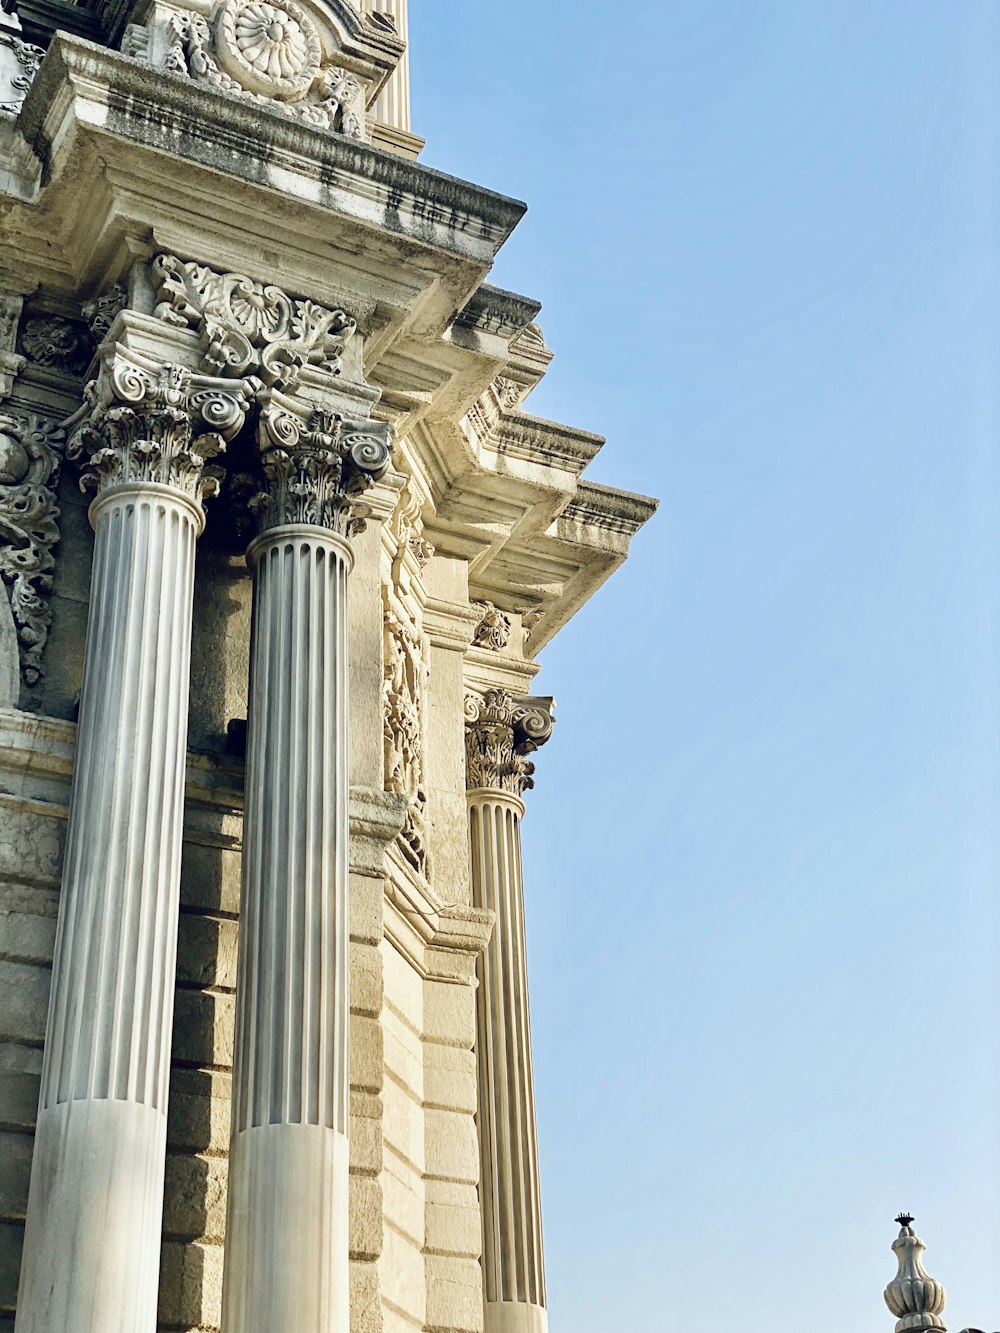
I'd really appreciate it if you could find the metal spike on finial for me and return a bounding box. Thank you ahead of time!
[885,1215,947,1333]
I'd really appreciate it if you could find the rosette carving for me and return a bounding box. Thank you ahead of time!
[165,9,366,137]
[0,411,63,684]
[884,1216,947,1333]
[464,689,554,797]
[20,316,90,376]
[216,0,321,100]
[244,403,391,536]
[152,254,357,387]
[66,349,252,514]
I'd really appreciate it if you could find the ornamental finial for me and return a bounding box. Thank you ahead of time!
[885,1215,947,1333]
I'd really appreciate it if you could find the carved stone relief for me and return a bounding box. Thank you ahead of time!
[161,0,366,137]
[82,284,128,341]
[0,30,43,117]
[0,293,25,399]
[20,315,91,376]
[472,600,511,652]
[152,253,357,387]
[382,486,433,876]
[0,410,63,684]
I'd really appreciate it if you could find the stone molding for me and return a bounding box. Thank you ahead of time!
[0,408,63,684]
[66,346,252,519]
[152,252,357,387]
[464,688,554,797]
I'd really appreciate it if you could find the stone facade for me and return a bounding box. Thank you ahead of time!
[0,2,656,1330]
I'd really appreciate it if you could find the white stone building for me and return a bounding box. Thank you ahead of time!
[0,2,656,1330]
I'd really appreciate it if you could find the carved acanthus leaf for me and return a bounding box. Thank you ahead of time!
[66,349,252,509]
[464,689,554,797]
[245,402,391,536]
[152,253,357,387]
[161,4,366,138]
[0,410,63,684]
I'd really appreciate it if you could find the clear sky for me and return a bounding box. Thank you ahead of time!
[414,4,1000,1329]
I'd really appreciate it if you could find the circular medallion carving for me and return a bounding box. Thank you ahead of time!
[215,0,321,101]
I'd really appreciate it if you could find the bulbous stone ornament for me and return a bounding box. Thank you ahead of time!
[885,1216,947,1333]
[215,0,321,100]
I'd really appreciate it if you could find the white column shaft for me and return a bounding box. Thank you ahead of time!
[221,524,352,1333]
[16,486,200,1333]
[367,0,410,129]
[469,792,548,1333]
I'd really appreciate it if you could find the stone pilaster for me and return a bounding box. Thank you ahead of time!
[465,689,554,1333]
[366,0,410,130]
[221,398,391,1333]
[14,347,249,1333]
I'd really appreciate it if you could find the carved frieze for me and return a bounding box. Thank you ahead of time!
[244,402,391,535]
[67,349,252,509]
[472,600,511,652]
[152,253,357,387]
[464,689,554,797]
[0,410,63,684]
[161,1,366,137]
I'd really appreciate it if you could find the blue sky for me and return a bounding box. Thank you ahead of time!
[415,4,1000,1329]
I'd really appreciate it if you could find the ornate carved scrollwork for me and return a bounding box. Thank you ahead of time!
[162,2,366,137]
[464,689,554,797]
[383,604,430,874]
[82,284,128,342]
[243,401,391,536]
[66,349,252,511]
[152,253,357,388]
[0,30,44,117]
[0,410,63,684]
[472,600,511,652]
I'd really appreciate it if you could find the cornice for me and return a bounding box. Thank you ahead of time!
[559,478,660,538]
[10,36,526,261]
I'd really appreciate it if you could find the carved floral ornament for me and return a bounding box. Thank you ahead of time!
[464,689,554,798]
[152,253,357,389]
[0,411,63,685]
[156,0,366,137]
[383,601,430,875]
[472,601,512,652]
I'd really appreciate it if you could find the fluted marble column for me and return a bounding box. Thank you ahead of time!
[366,0,410,129]
[15,350,248,1333]
[221,400,391,1333]
[465,689,554,1333]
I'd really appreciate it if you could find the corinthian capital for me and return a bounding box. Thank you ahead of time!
[66,348,252,513]
[245,397,392,537]
[464,689,555,797]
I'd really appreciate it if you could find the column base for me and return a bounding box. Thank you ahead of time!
[16,1099,167,1333]
[221,1123,349,1333]
[486,1301,550,1333]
